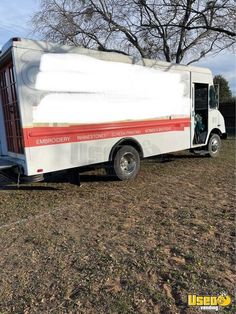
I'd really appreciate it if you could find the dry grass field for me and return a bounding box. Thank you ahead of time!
[0,138,235,313]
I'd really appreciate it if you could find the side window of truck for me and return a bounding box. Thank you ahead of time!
[195,84,208,110]
[209,85,219,109]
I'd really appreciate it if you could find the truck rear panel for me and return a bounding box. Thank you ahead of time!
[0,58,24,155]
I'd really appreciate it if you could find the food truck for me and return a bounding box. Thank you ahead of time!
[0,38,226,182]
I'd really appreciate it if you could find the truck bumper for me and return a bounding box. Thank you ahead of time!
[0,158,17,170]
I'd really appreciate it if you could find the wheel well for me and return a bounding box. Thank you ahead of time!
[109,138,143,161]
[209,128,222,138]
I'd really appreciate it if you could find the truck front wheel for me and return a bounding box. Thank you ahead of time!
[208,133,221,157]
[113,145,140,180]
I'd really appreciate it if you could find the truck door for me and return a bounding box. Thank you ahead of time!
[192,83,209,146]
[0,59,24,155]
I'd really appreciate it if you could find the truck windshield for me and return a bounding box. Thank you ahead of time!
[209,85,219,109]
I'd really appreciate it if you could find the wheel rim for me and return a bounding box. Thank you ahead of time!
[120,153,136,175]
[211,138,220,153]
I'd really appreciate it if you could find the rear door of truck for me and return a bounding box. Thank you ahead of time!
[0,51,24,157]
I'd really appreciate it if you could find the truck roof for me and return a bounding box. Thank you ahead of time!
[0,37,212,75]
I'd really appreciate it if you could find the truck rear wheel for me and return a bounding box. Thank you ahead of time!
[113,145,140,180]
[208,133,221,157]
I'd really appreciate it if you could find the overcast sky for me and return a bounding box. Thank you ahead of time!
[0,0,235,95]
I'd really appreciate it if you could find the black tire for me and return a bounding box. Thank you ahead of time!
[207,133,221,157]
[112,145,140,180]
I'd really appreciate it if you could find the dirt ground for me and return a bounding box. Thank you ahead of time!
[0,138,235,314]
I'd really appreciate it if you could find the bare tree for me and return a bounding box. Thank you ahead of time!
[32,0,236,64]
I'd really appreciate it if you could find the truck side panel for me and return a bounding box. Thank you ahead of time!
[11,44,193,176]
[24,123,190,176]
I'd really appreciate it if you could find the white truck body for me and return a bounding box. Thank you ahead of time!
[0,38,226,179]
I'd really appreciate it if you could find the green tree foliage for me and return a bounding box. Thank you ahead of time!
[213,75,232,102]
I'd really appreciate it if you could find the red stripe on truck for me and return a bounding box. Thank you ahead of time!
[23,118,191,148]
